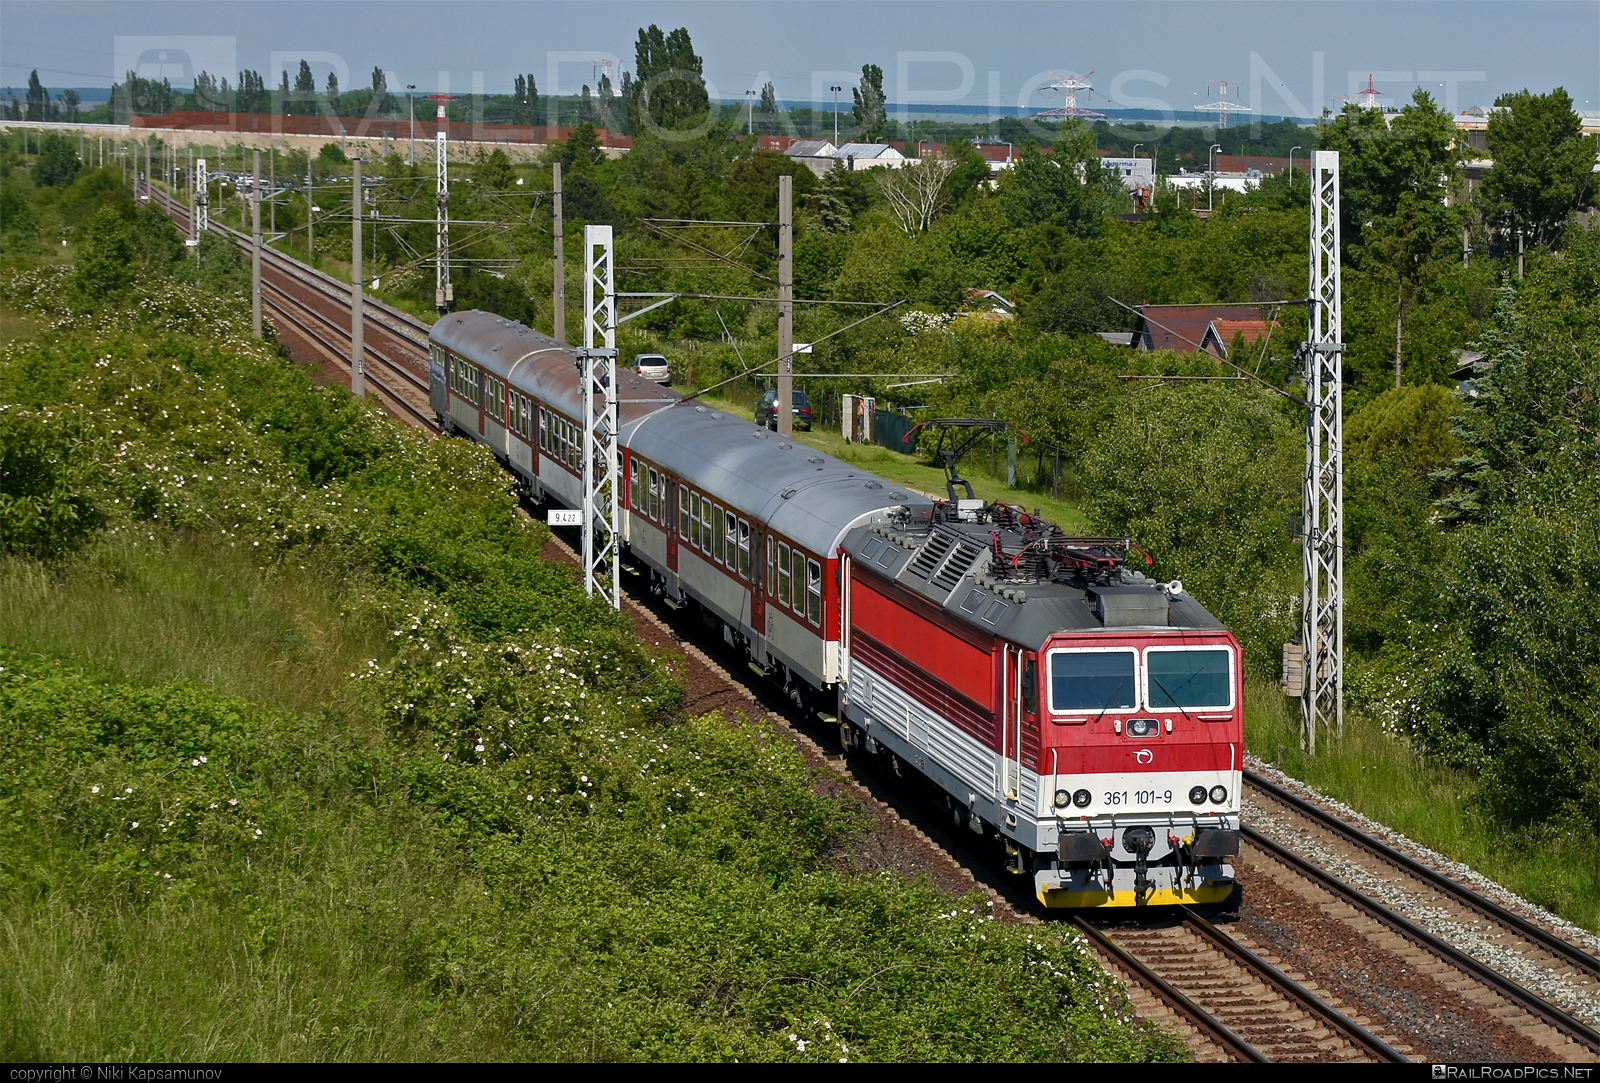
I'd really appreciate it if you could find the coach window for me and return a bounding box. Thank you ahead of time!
[713,505,726,563]
[724,512,739,576]
[678,485,690,537]
[767,539,776,596]
[806,558,822,626]
[645,468,658,521]
[699,498,713,554]
[689,492,702,548]
[777,542,792,606]
[737,519,751,579]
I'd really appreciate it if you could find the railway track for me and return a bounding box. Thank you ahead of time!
[1242,769,1600,1060]
[1077,909,1407,1062]
[138,181,1600,1061]
[151,185,438,430]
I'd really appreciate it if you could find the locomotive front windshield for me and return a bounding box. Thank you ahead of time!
[1146,648,1232,709]
[1050,651,1137,712]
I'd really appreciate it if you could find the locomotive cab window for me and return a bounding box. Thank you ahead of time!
[1145,647,1233,711]
[806,559,822,626]
[1021,655,1038,715]
[1048,649,1138,714]
[777,542,792,606]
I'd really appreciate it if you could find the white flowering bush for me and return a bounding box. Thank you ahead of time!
[898,309,954,335]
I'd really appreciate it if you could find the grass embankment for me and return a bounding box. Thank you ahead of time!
[0,243,1183,1061]
[1243,681,1600,930]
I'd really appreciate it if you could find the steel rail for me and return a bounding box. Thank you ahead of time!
[1069,916,1268,1063]
[1179,907,1409,1062]
[1245,769,1600,984]
[260,278,431,397]
[170,199,433,352]
[1244,824,1600,1053]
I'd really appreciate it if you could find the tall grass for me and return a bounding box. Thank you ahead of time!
[0,532,390,718]
[1244,679,1600,931]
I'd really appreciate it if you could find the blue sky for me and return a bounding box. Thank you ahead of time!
[2,1,1597,117]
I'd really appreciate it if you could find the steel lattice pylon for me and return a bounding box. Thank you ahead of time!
[435,100,451,311]
[580,224,620,610]
[194,158,208,237]
[1301,150,1344,752]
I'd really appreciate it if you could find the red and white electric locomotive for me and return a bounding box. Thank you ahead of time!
[429,310,1241,909]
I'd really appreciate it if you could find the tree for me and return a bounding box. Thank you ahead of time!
[57,88,80,120]
[1318,89,1459,250]
[852,64,886,141]
[477,147,515,190]
[294,60,315,101]
[237,70,267,115]
[580,84,595,124]
[1357,191,1456,386]
[326,71,340,114]
[1477,87,1596,248]
[760,81,777,114]
[511,75,531,125]
[806,159,853,233]
[876,154,958,235]
[279,70,290,113]
[632,24,708,129]
[25,70,46,120]
[34,132,80,187]
[999,126,1115,237]
[370,66,388,115]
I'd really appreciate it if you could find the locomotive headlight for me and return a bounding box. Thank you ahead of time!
[1209,785,1228,805]
[1053,788,1071,809]
[1072,788,1092,809]
[1189,785,1208,805]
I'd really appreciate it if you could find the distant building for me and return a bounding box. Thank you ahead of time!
[957,288,1016,321]
[1132,304,1278,357]
[1098,155,1156,190]
[833,142,908,170]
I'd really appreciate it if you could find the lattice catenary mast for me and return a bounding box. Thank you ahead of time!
[579,224,620,610]
[431,96,453,312]
[1035,71,1106,120]
[194,158,209,238]
[1287,150,1344,752]
[1194,80,1252,129]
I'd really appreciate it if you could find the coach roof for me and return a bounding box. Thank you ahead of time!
[431,310,679,425]
[628,404,934,556]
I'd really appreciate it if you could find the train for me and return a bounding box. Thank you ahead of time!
[429,310,1242,908]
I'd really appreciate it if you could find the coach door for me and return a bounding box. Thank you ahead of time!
[667,483,681,593]
[428,349,447,416]
[749,530,766,650]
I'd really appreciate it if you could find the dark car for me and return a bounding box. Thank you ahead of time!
[755,388,812,431]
